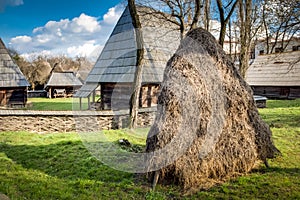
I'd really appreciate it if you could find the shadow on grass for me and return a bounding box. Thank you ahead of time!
[251,166,300,175]
[0,140,133,183]
[1,140,299,181]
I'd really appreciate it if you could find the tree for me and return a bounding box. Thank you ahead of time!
[238,0,252,78]
[131,0,299,78]
[203,0,211,31]
[128,0,145,129]
[216,0,238,47]
[138,0,204,39]
[30,56,52,90]
[261,0,300,54]
[128,0,206,128]
[10,51,93,90]
[237,0,299,78]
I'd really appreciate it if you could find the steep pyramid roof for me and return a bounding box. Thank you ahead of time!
[0,38,30,87]
[75,6,180,97]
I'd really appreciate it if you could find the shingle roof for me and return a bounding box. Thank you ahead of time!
[73,82,98,98]
[45,72,83,89]
[75,6,180,97]
[246,51,300,86]
[0,38,30,87]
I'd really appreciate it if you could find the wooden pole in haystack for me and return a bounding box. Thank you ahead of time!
[128,0,145,129]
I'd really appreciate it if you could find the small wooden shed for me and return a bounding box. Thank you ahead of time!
[0,38,30,107]
[246,50,300,99]
[44,72,83,98]
[75,6,180,110]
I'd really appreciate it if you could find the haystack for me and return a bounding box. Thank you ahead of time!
[145,28,280,191]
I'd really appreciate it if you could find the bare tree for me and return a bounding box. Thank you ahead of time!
[203,0,211,30]
[17,57,51,90]
[191,0,202,29]
[261,0,300,54]
[216,0,239,47]
[11,50,93,90]
[137,0,204,39]
[238,0,252,78]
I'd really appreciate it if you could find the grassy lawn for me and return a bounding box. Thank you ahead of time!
[0,99,299,199]
[27,97,89,111]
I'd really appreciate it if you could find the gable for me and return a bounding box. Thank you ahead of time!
[45,72,83,88]
[0,38,30,88]
[85,6,180,84]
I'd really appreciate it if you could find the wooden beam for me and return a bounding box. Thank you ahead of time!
[49,88,52,99]
[92,90,96,103]
[79,98,82,110]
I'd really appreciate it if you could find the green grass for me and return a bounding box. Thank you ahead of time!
[27,97,89,111]
[259,99,300,128]
[0,99,299,199]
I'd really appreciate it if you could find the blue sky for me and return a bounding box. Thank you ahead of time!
[0,0,125,60]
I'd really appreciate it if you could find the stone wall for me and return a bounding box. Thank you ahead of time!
[0,108,157,133]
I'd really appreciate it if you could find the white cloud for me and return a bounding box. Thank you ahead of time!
[103,7,123,25]
[33,14,101,35]
[10,35,32,43]
[0,0,23,11]
[72,14,101,33]
[36,35,51,44]
[9,5,123,61]
[67,41,101,57]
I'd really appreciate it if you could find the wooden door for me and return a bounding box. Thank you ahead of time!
[0,90,6,106]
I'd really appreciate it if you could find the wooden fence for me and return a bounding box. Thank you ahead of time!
[0,107,157,133]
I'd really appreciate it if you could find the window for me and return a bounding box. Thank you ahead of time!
[275,47,283,53]
[292,46,300,51]
[274,61,285,64]
[259,50,264,55]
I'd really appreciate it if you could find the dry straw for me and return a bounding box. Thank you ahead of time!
[146,28,280,192]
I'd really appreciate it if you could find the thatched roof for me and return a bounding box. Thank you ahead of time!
[0,38,30,88]
[75,6,180,98]
[145,28,279,192]
[44,72,82,89]
[246,51,300,86]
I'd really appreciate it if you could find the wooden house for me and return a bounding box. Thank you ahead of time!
[74,6,180,110]
[0,38,30,107]
[246,50,300,99]
[45,72,83,98]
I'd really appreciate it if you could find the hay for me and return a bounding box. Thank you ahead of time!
[145,28,280,191]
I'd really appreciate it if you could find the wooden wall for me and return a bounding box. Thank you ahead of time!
[47,86,81,98]
[290,87,300,98]
[101,83,133,110]
[100,83,160,110]
[140,84,159,108]
[252,86,300,99]
[0,87,27,106]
